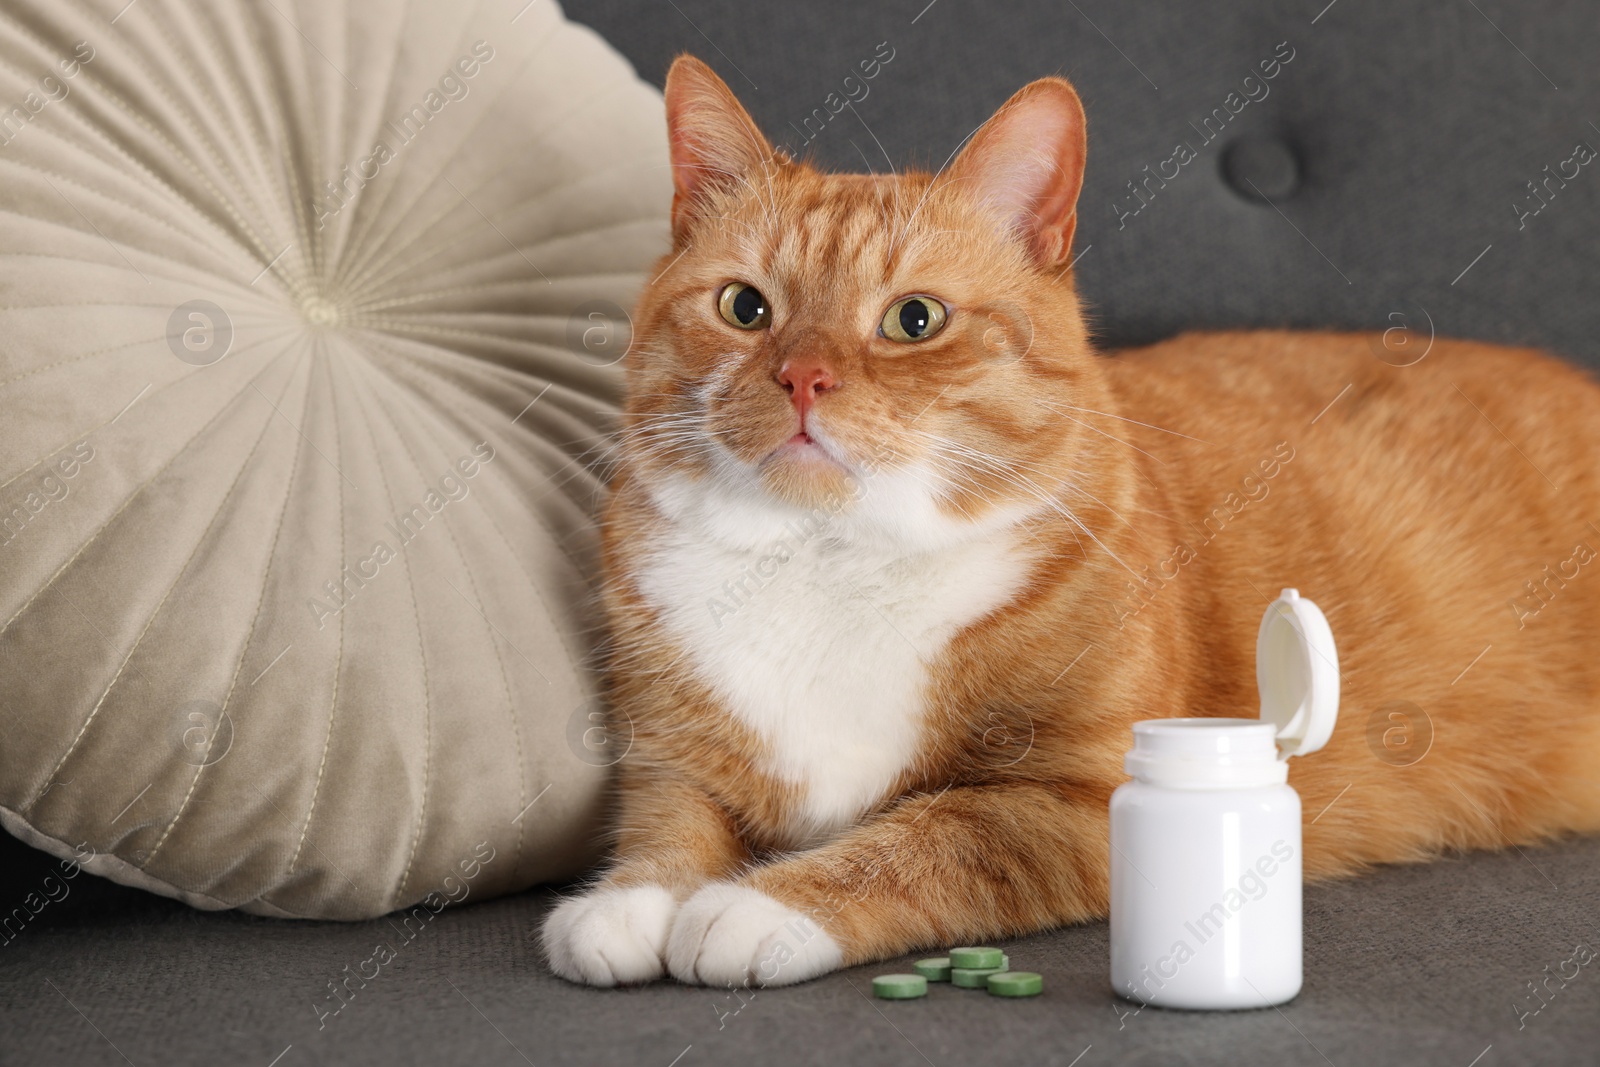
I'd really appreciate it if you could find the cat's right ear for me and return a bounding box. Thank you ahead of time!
[663,55,776,242]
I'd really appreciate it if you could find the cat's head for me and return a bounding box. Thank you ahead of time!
[621,55,1099,554]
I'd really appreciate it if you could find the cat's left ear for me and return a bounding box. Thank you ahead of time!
[947,78,1087,269]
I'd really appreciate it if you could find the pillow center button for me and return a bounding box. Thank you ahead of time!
[1223,135,1301,202]
[300,296,342,326]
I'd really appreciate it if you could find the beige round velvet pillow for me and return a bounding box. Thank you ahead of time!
[0,0,667,918]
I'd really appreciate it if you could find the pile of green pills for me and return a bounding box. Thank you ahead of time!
[873,946,1043,1000]
[951,950,1008,987]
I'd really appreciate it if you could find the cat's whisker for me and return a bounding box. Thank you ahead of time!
[680,160,777,228]
[1033,401,1172,467]
[937,440,1139,533]
[613,416,709,436]
[910,432,1139,576]
[888,118,986,259]
[1057,481,1139,533]
[843,108,903,231]
[1047,402,1209,443]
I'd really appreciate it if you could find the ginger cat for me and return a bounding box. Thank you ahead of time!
[541,55,1600,987]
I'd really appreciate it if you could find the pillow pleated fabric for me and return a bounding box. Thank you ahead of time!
[0,0,668,918]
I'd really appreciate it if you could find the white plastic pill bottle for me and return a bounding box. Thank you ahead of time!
[1109,588,1339,1010]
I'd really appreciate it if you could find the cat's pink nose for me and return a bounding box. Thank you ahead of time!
[776,359,838,421]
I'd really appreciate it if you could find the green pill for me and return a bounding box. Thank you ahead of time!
[872,974,928,999]
[987,971,1043,997]
[949,947,1005,969]
[951,961,1009,988]
[913,958,952,982]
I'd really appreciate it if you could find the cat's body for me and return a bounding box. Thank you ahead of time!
[542,57,1600,988]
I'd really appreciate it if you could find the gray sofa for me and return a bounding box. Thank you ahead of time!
[4,1,1598,1064]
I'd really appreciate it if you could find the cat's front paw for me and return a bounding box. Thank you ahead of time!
[666,883,842,987]
[541,884,678,986]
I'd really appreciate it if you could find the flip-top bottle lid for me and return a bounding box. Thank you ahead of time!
[1122,588,1341,786]
[1256,588,1339,759]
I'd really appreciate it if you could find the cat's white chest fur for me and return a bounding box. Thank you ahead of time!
[636,474,1034,845]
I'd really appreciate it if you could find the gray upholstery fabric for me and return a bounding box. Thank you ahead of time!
[4,0,1599,1062]
[1,832,1597,1065]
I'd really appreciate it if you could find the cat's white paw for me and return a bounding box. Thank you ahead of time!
[541,884,677,986]
[666,883,842,987]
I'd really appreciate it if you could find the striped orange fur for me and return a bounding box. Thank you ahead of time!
[540,55,1600,988]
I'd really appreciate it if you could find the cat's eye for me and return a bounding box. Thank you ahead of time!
[881,296,948,343]
[718,282,771,330]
